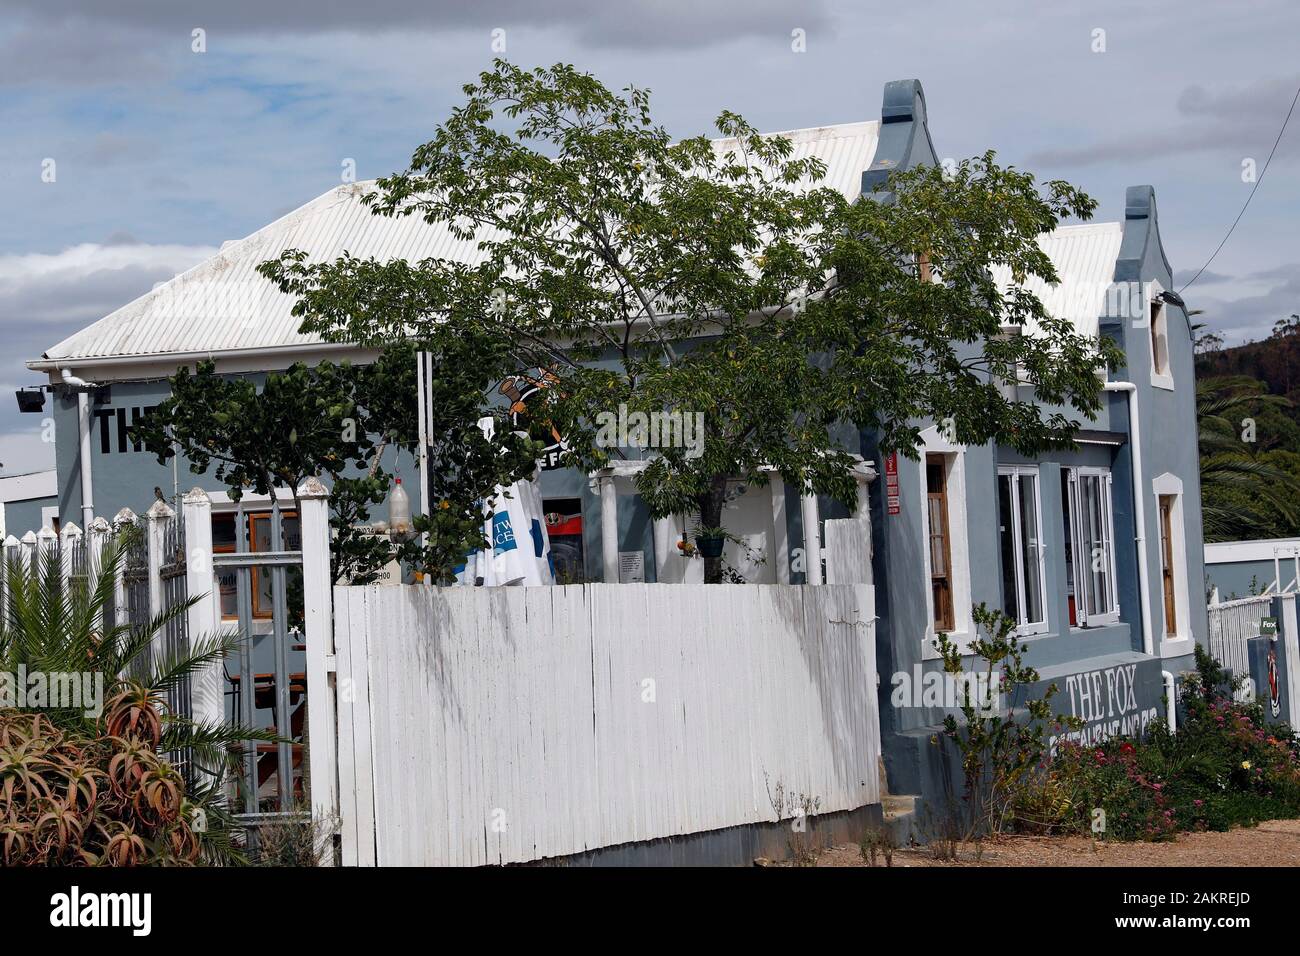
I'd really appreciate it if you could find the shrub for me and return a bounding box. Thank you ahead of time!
[1049,645,1300,841]
[1,540,272,864]
[0,702,203,865]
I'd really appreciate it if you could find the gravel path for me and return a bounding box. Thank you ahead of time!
[806,820,1300,867]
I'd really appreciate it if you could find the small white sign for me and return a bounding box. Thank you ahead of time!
[618,550,645,583]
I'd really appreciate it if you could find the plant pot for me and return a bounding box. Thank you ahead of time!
[695,536,725,559]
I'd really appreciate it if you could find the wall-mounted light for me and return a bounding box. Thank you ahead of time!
[15,388,45,414]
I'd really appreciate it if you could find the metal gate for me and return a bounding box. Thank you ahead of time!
[215,498,308,848]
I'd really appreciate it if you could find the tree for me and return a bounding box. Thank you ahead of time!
[131,341,539,585]
[260,60,1120,583]
[1197,376,1300,540]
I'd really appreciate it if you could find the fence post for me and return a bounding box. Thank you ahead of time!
[1,534,17,622]
[58,521,82,592]
[145,499,173,622]
[35,526,57,572]
[182,488,223,730]
[1282,594,1300,728]
[112,509,136,627]
[298,476,338,864]
[86,518,110,630]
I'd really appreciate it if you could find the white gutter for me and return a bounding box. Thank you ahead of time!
[61,369,96,529]
[1104,380,1153,656]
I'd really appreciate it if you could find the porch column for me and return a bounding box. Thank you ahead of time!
[770,478,790,585]
[599,474,619,583]
[800,490,822,585]
[652,514,676,584]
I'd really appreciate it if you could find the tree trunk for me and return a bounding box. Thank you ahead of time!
[697,476,729,584]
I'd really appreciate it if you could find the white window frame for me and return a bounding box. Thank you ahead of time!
[997,465,1049,635]
[1146,279,1174,391]
[1064,465,1121,627]
[1152,472,1193,657]
[919,425,973,658]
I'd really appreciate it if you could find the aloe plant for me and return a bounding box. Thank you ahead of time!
[0,539,270,865]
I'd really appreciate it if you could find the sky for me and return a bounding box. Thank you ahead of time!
[1,0,1297,476]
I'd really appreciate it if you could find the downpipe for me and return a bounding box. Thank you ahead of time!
[61,369,97,529]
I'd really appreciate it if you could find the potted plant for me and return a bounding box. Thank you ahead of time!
[693,525,728,559]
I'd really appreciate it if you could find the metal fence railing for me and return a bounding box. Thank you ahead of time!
[1207,594,1274,677]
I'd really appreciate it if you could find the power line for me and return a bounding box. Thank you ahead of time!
[1179,80,1300,294]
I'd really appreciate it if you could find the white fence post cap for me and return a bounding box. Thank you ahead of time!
[146,499,174,520]
[182,486,211,505]
[297,476,330,499]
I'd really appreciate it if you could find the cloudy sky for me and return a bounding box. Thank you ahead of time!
[1,0,1297,475]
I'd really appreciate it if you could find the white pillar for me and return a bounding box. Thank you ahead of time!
[87,517,110,631]
[599,474,618,584]
[19,530,38,574]
[145,499,173,622]
[2,534,18,620]
[35,526,57,571]
[800,490,822,585]
[112,509,136,627]
[59,521,82,592]
[298,476,338,863]
[182,488,224,730]
[652,514,676,584]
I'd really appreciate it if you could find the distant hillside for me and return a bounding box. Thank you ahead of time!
[1196,319,1300,416]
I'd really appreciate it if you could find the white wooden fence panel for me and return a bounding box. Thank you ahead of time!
[329,582,879,866]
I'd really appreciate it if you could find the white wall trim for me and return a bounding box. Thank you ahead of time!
[918,426,973,659]
[0,470,57,504]
[1152,471,1192,647]
[1205,538,1300,565]
[1145,278,1175,391]
[996,463,1050,636]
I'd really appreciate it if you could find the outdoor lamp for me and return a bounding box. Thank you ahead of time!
[15,388,45,414]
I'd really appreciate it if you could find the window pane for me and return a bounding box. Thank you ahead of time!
[928,497,947,575]
[1018,474,1044,625]
[998,474,1019,622]
[1082,475,1111,616]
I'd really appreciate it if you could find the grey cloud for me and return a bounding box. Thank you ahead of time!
[1029,74,1300,169]
[0,22,172,87]
[0,0,829,50]
[1174,268,1232,286]
[1189,263,1300,345]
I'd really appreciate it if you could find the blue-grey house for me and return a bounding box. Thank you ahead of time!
[20,77,1210,815]
[873,185,1210,802]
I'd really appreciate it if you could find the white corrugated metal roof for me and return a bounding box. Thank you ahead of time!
[35,120,880,367]
[992,221,1124,338]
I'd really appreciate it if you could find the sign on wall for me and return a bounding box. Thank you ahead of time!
[92,406,158,454]
[884,452,900,515]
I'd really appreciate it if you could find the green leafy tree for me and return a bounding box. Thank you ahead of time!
[260,60,1120,583]
[131,341,539,585]
[1197,376,1300,540]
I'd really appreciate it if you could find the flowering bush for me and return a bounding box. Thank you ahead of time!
[1048,646,1300,841]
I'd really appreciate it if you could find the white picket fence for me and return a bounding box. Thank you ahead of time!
[1207,594,1274,677]
[326,581,880,866]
